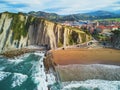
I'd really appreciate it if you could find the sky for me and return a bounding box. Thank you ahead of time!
[0,0,120,15]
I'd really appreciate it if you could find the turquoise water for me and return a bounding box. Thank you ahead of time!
[0,52,60,90]
[0,52,120,90]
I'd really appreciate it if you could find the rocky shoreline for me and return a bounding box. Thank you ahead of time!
[0,48,45,58]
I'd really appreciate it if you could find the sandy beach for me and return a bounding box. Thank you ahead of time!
[52,48,120,65]
[52,48,120,82]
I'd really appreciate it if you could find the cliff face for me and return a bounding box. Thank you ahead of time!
[0,12,29,52]
[0,12,92,52]
[112,30,120,49]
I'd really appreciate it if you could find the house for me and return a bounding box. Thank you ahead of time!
[111,26,118,31]
[106,26,118,31]
[96,25,106,33]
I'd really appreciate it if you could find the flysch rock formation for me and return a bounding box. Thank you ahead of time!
[0,12,92,53]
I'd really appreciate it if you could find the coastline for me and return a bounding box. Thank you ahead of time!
[0,46,120,89]
[50,48,120,83]
[1,47,120,65]
[0,48,46,58]
[56,64,120,82]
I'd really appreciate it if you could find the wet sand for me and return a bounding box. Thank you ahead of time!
[56,64,120,81]
[52,48,120,65]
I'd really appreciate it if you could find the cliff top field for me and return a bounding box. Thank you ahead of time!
[52,48,120,65]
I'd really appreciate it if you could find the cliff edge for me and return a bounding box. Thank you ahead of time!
[0,12,92,52]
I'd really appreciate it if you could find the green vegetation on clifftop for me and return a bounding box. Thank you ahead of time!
[68,31,79,45]
[10,13,27,40]
[0,12,92,50]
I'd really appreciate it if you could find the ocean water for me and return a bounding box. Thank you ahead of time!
[61,64,120,90]
[0,52,120,90]
[0,52,59,90]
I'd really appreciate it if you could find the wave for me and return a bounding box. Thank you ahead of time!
[62,79,120,90]
[0,52,59,90]
[46,73,56,85]
[11,73,28,88]
[0,71,11,81]
[30,52,52,90]
[57,64,120,81]
[59,64,120,90]
[0,71,28,89]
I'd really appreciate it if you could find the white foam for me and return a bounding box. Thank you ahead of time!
[47,73,56,85]
[31,53,48,90]
[0,71,11,81]
[62,80,120,90]
[0,52,56,89]
[34,52,45,57]
[32,75,48,90]
[90,64,120,69]
[62,64,120,69]
[8,59,24,64]
[8,53,30,63]
[11,73,28,88]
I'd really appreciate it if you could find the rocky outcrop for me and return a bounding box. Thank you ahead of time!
[111,30,120,49]
[0,12,92,53]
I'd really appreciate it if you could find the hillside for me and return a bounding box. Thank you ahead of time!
[28,10,120,21]
[0,12,92,53]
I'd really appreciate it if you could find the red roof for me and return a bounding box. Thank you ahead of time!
[97,25,106,29]
[106,26,118,29]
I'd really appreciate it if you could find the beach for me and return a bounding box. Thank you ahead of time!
[52,48,120,65]
[51,48,120,83]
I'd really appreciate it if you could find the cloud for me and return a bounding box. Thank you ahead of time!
[0,0,28,8]
[0,0,120,14]
[110,1,120,10]
[98,1,120,11]
[45,0,119,14]
[0,0,29,12]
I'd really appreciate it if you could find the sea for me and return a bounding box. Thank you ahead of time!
[0,51,120,90]
[0,51,60,90]
[61,64,120,90]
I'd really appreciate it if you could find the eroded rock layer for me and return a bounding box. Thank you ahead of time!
[0,12,92,52]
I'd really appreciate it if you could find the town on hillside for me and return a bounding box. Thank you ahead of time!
[61,19,120,48]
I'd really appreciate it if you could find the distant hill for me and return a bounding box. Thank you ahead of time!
[85,10,120,19]
[113,10,120,14]
[27,10,120,22]
[28,11,61,21]
[86,10,116,16]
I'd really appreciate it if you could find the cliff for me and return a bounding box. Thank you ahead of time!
[112,30,120,49]
[0,12,92,53]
